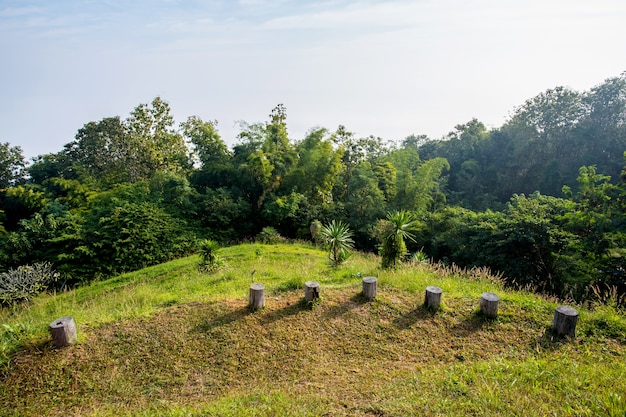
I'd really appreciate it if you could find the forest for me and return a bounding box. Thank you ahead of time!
[1,72,625,303]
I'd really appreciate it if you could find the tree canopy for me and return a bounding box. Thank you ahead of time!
[1,73,625,303]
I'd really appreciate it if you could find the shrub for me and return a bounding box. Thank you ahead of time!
[309,220,322,245]
[319,220,354,267]
[256,227,283,244]
[377,211,418,269]
[0,262,60,305]
[198,239,223,272]
[80,201,197,278]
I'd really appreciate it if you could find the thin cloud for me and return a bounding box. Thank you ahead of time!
[260,1,424,31]
[0,6,43,17]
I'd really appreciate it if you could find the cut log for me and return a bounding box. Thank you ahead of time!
[480,292,499,318]
[49,316,77,348]
[249,283,265,310]
[362,276,377,300]
[424,286,443,310]
[304,281,320,302]
[552,305,579,337]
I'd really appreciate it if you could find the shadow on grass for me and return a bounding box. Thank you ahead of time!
[203,272,237,287]
[192,306,251,333]
[532,326,579,352]
[392,304,440,329]
[322,293,369,320]
[450,311,497,337]
[260,299,309,325]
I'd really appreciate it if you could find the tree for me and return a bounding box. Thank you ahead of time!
[181,116,232,180]
[232,105,297,211]
[124,97,191,180]
[342,162,386,247]
[282,128,344,206]
[78,200,196,277]
[394,157,450,213]
[63,117,129,185]
[0,143,26,188]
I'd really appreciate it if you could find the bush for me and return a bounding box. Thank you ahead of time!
[80,201,197,277]
[319,220,354,267]
[256,227,283,244]
[0,262,60,305]
[198,239,223,272]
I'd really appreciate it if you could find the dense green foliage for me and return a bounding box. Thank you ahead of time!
[1,73,625,302]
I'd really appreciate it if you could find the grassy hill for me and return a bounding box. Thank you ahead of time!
[1,243,625,416]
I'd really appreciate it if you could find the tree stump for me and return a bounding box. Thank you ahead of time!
[424,286,443,310]
[552,305,579,337]
[304,281,320,302]
[480,292,499,318]
[362,276,377,300]
[49,316,77,347]
[249,283,265,310]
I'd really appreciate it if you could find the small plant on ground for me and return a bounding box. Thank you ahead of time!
[0,262,60,305]
[198,239,223,272]
[319,220,354,266]
[256,226,283,244]
[377,210,419,269]
[410,250,430,266]
[309,219,322,245]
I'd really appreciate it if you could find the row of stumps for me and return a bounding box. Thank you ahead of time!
[48,277,581,348]
[250,277,580,337]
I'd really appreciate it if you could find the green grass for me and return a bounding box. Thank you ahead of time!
[1,242,625,416]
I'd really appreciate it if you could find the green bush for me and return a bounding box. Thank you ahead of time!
[0,262,60,305]
[80,201,197,277]
[256,227,283,244]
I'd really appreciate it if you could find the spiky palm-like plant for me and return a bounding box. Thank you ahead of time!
[319,220,354,266]
[379,210,418,269]
[198,239,223,272]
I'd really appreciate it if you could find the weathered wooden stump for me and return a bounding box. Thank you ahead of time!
[362,276,377,300]
[49,316,77,347]
[424,286,443,310]
[552,305,579,337]
[480,292,499,318]
[249,283,265,310]
[304,281,320,302]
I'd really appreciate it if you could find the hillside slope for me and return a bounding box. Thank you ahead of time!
[1,243,625,416]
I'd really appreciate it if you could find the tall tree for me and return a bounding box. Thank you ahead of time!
[181,116,233,188]
[124,97,190,180]
[282,128,343,206]
[63,116,129,185]
[0,143,26,189]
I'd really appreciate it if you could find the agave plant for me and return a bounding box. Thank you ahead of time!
[379,210,419,269]
[198,239,223,272]
[319,220,354,266]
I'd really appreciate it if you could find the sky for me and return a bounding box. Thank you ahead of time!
[1,0,625,159]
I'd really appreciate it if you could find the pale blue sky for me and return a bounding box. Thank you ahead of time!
[1,0,625,159]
